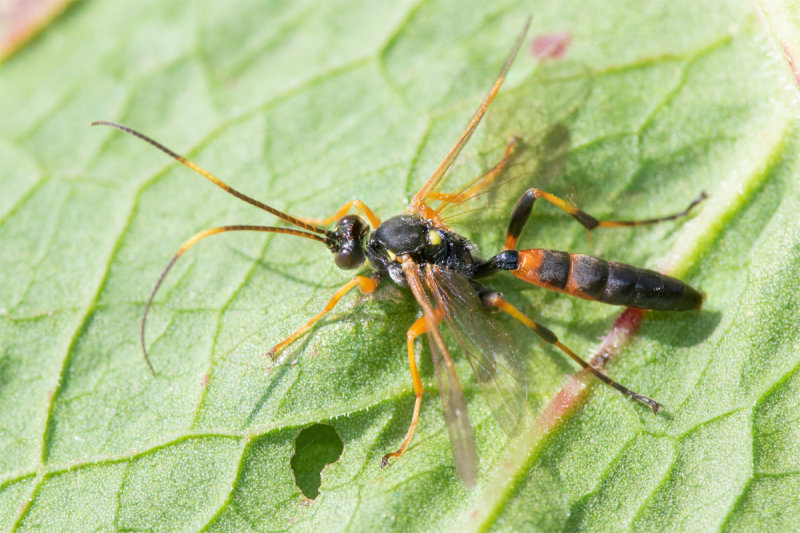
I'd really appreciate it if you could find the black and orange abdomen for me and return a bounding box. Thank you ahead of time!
[513,249,702,310]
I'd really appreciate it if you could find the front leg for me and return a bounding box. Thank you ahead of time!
[294,199,381,229]
[268,274,379,358]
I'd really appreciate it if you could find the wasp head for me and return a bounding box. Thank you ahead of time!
[331,214,369,269]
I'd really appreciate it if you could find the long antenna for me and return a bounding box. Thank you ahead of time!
[92,121,332,237]
[140,225,332,374]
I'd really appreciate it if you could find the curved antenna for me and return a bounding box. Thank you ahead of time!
[92,121,332,237]
[141,225,331,374]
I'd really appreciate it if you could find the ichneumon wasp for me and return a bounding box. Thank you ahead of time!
[93,18,705,488]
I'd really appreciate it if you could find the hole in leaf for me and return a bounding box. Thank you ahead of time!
[291,424,344,499]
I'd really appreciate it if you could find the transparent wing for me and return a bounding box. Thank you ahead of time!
[402,259,529,486]
[407,18,530,218]
[403,260,479,488]
[408,55,592,234]
[432,121,571,229]
[424,264,527,436]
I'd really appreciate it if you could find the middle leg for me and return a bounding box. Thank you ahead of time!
[426,136,519,210]
[381,316,427,467]
[268,275,379,358]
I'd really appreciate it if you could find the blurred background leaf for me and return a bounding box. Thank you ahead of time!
[0,1,798,531]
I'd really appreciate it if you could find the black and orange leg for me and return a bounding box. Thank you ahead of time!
[381,316,427,467]
[480,291,661,412]
[504,188,707,249]
[267,275,379,358]
[295,199,382,229]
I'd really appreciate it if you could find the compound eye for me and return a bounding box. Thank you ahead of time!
[335,246,364,269]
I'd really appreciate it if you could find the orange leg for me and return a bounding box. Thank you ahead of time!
[381,316,427,467]
[427,136,519,212]
[267,275,378,358]
[294,199,381,229]
[504,189,707,250]
[482,292,662,413]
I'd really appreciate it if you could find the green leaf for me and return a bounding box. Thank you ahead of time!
[1,1,798,531]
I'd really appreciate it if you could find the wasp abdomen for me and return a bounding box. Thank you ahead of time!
[513,249,702,311]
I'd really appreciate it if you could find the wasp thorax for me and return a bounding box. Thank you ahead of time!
[333,214,368,269]
[365,215,451,286]
[370,215,429,257]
